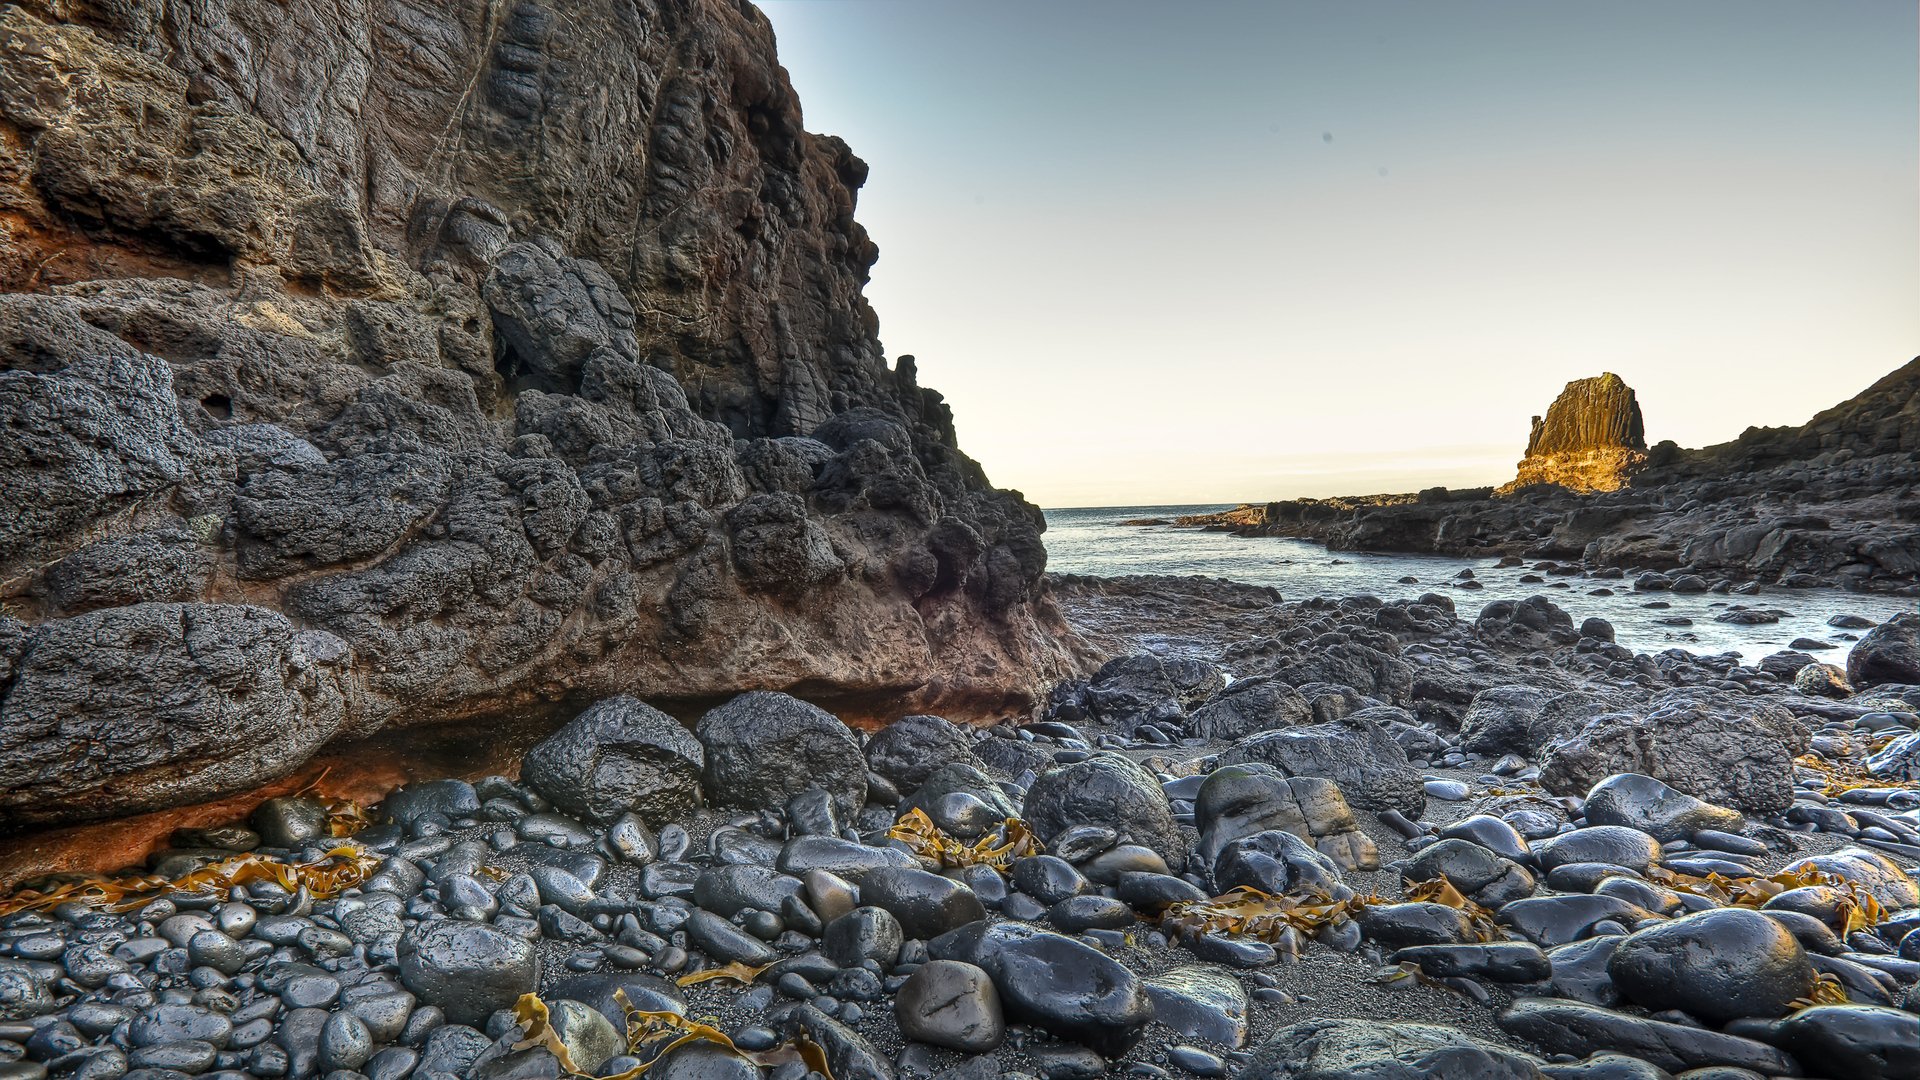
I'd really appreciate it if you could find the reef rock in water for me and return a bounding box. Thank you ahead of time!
[1499,372,1648,495]
[0,0,1075,827]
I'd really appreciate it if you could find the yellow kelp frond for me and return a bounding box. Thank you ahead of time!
[512,990,833,1079]
[1159,886,1377,943]
[1787,973,1852,1011]
[674,961,771,988]
[886,809,1044,873]
[0,846,381,918]
[1648,864,1889,932]
[1793,754,1916,795]
[1404,876,1506,943]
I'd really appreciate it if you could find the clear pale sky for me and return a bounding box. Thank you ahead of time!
[759,2,1919,509]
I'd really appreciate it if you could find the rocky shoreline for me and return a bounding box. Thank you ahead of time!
[1,578,1916,1079]
[1174,360,1920,595]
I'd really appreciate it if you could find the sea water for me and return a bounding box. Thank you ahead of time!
[1043,505,1918,663]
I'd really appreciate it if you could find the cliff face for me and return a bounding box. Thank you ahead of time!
[1498,373,1648,494]
[0,0,1077,828]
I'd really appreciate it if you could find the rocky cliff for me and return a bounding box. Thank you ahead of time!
[0,0,1078,829]
[1179,359,1920,591]
[1497,372,1647,494]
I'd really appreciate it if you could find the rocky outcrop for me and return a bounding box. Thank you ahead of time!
[1498,373,1647,494]
[0,0,1077,827]
[1177,357,1920,592]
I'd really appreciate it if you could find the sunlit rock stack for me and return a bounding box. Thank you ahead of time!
[1497,373,1648,495]
[1179,358,1920,592]
[0,0,1078,829]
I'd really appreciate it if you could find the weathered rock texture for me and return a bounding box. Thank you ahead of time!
[1179,358,1920,591]
[1497,373,1646,495]
[0,0,1076,827]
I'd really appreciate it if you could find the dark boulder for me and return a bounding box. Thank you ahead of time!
[696,692,866,817]
[1022,753,1183,865]
[521,696,703,825]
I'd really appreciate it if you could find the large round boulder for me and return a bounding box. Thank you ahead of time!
[521,695,703,825]
[1023,752,1183,865]
[865,714,981,791]
[696,692,866,817]
[397,921,539,1026]
[1608,908,1816,1022]
[1848,613,1920,688]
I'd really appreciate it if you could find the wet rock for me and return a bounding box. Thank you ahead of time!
[691,866,804,918]
[1769,1004,1918,1080]
[251,797,331,848]
[684,910,775,967]
[894,960,1004,1053]
[778,835,916,882]
[1535,827,1663,875]
[1848,613,1920,688]
[1582,774,1744,844]
[397,921,540,1026]
[1211,829,1345,896]
[1866,730,1920,783]
[647,1041,762,1080]
[1356,902,1482,949]
[1010,856,1088,905]
[1544,936,1625,1007]
[520,696,703,825]
[1049,895,1135,933]
[1498,999,1799,1075]
[1143,966,1248,1048]
[785,1003,895,1080]
[1609,908,1815,1022]
[1194,764,1379,873]
[824,907,903,968]
[1538,1054,1672,1080]
[1242,1017,1547,1080]
[897,763,1021,823]
[858,868,986,939]
[865,715,982,791]
[1392,942,1552,982]
[1500,896,1660,948]
[1402,838,1536,908]
[1023,753,1184,865]
[945,921,1152,1056]
[1439,815,1533,862]
[1784,847,1919,909]
[697,692,866,817]
[1220,715,1425,817]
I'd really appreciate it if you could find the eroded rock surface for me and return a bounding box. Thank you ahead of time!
[0,0,1078,826]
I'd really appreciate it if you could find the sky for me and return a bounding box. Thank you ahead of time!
[758,1,1919,508]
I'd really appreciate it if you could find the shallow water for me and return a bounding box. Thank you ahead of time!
[1043,504,1918,663]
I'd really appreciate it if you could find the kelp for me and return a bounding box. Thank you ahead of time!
[1159,885,1377,943]
[1160,875,1505,948]
[674,961,771,988]
[291,767,375,837]
[886,809,1044,873]
[1404,875,1506,943]
[0,845,381,918]
[1789,972,1852,1011]
[1794,753,1917,796]
[1648,864,1889,935]
[513,990,832,1079]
